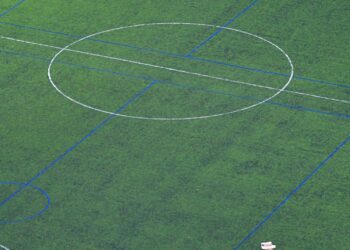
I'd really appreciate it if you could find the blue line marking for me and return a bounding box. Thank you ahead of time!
[0,0,26,17]
[232,134,350,250]
[294,75,350,89]
[1,48,349,121]
[0,1,256,213]
[0,20,187,58]
[0,80,157,208]
[189,56,350,89]
[0,181,50,224]
[0,20,349,89]
[268,101,350,120]
[158,81,350,120]
[185,0,259,57]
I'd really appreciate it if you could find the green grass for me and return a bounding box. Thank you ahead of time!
[0,0,350,249]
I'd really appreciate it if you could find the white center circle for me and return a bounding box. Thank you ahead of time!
[48,23,294,121]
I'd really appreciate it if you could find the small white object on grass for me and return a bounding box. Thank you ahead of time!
[261,241,276,250]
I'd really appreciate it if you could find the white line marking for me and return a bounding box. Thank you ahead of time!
[47,22,294,120]
[0,34,348,106]
[0,244,10,250]
[1,34,276,90]
[0,35,62,50]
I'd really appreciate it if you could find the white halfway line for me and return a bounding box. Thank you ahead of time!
[1,35,349,105]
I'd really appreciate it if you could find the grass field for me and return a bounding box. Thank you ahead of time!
[0,0,349,249]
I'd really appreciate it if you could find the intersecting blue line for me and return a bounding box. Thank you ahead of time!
[232,134,350,249]
[159,81,350,120]
[185,0,259,56]
[0,1,259,219]
[0,0,26,17]
[0,20,349,89]
[0,80,158,208]
[190,56,350,89]
[1,48,349,121]
[0,181,50,224]
[1,3,349,249]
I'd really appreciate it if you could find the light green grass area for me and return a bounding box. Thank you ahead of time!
[0,1,349,249]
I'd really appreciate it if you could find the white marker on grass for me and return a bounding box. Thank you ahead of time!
[261,241,276,250]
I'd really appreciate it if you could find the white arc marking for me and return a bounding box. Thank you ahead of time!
[47,22,294,120]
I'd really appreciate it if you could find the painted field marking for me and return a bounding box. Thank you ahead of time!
[0,32,291,93]
[1,27,349,111]
[0,181,50,224]
[47,22,293,120]
[1,19,348,89]
[232,134,350,249]
[0,0,26,17]
[0,244,10,250]
[1,47,349,121]
[0,0,258,220]
[185,0,259,56]
[0,80,156,209]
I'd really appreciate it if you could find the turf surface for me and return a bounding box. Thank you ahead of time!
[0,0,349,249]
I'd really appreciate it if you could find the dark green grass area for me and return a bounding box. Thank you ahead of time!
[0,1,349,250]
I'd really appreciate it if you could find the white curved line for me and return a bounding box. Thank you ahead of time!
[45,22,293,120]
[4,23,342,119]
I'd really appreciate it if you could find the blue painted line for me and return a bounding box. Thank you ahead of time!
[232,134,350,250]
[1,1,338,221]
[268,101,350,120]
[0,0,26,17]
[1,48,349,121]
[190,56,350,89]
[0,181,50,224]
[0,20,185,59]
[185,0,259,56]
[294,75,350,89]
[0,20,87,37]
[0,1,258,209]
[1,48,155,83]
[0,80,157,208]
[0,20,349,89]
[159,81,350,120]
[0,48,155,82]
